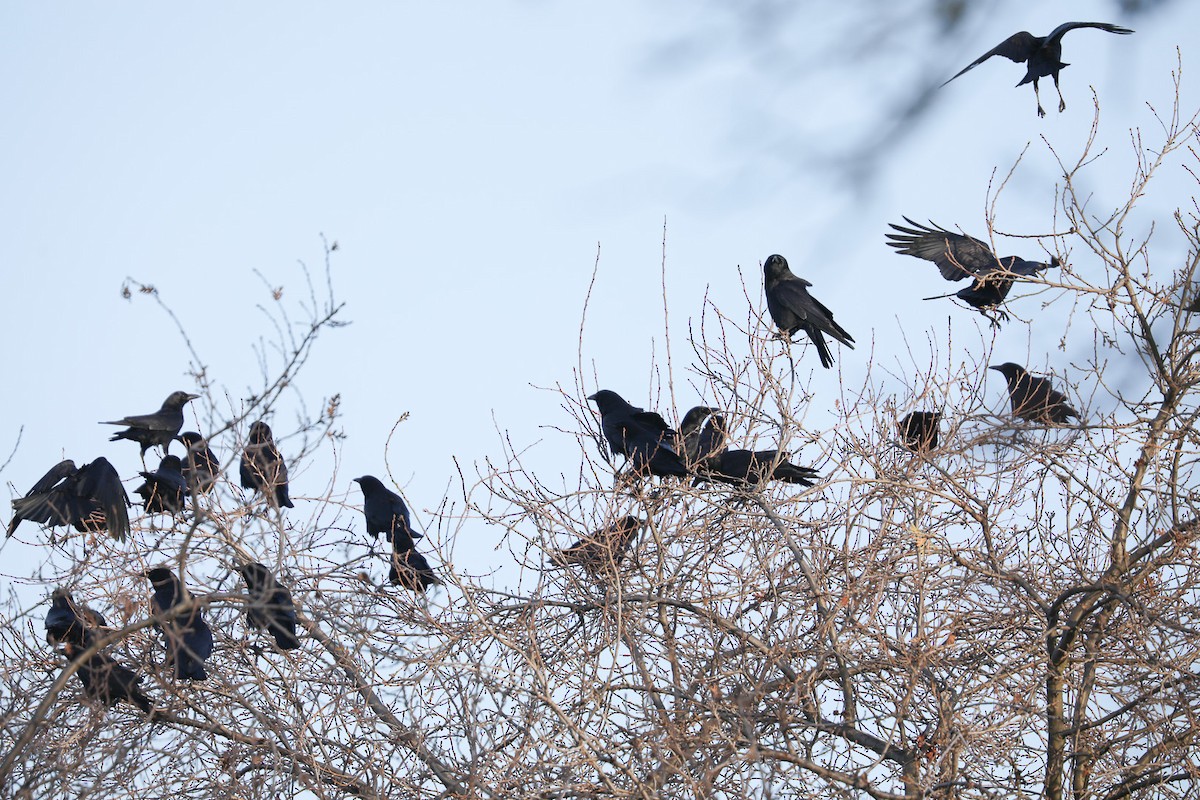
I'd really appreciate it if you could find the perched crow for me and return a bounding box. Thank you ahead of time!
[60,641,153,715]
[389,546,441,593]
[702,449,820,488]
[102,391,199,457]
[549,516,644,576]
[354,475,422,549]
[990,363,1079,424]
[943,22,1134,117]
[240,421,293,508]
[8,457,130,541]
[677,407,727,468]
[135,455,188,515]
[238,562,300,650]
[588,390,689,478]
[145,567,214,681]
[177,432,219,493]
[899,411,942,453]
[763,255,855,368]
[886,218,1059,324]
[45,589,109,648]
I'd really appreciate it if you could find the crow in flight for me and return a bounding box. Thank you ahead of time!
[899,411,942,453]
[763,255,854,368]
[45,589,110,648]
[549,516,644,577]
[886,218,1059,325]
[389,545,441,593]
[145,567,214,681]
[177,432,219,493]
[677,406,727,469]
[354,475,422,548]
[8,457,130,541]
[588,390,689,478]
[102,391,199,457]
[990,363,1079,424]
[135,455,188,515]
[238,562,300,650]
[943,22,1134,117]
[60,641,153,715]
[240,421,294,508]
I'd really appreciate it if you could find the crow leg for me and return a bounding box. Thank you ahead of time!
[1033,78,1046,118]
[1054,73,1066,112]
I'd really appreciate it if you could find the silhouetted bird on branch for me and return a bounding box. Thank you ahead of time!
[102,391,199,457]
[239,562,300,650]
[135,455,188,515]
[389,545,441,593]
[145,567,214,681]
[240,421,294,508]
[899,411,942,453]
[177,432,219,494]
[45,589,110,648]
[943,22,1134,117]
[588,390,689,478]
[678,406,727,469]
[886,218,1058,326]
[990,363,1079,424]
[60,641,154,715]
[763,255,854,368]
[549,516,644,577]
[8,457,130,541]
[354,475,422,549]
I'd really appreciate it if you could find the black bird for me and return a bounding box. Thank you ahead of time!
[354,476,423,549]
[102,391,199,457]
[145,567,214,681]
[899,411,942,453]
[60,641,153,715]
[943,22,1134,118]
[389,546,441,593]
[677,406,727,468]
[549,516,644,576]
[990,363,1079,424]
[238,562,300,650]
[703,449,820,488]
[763,255,855,368]
[134,455,188,515]
[588,390,689,478]
[45,589,109,648]
[177,432,219,493]
[886,218,1059,324]
[240,421,293,508]
[8,457,130,541]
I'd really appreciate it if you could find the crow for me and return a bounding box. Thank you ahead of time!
[899,411,942,453]
[886,218,1059,324]
[238,562,300,650]
[240,421,293,508]
[45,589,110,648]
[702,449,820,488]
[588,390,689,478]
[102,391,199,457]
[8,457,130,541]
[943,22,1134,117]
[763,255,855,368]
[677,406,727,468]
[549,516,644,576]
[145,567,214,681]
[60,641,153,715]
[177,432,219,493]
[135,455,188,515]
[990,363,1079,424]
[354,475,422,549]
[389,546,441,593]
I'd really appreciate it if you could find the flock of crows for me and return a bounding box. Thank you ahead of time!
[6,20,1125,720]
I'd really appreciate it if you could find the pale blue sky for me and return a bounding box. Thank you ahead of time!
[2,2,1194,591]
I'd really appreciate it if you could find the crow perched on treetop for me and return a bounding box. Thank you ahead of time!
[354,475,422,549]
[240,421,294,508]
[588,390,689,478]
[239,562,300,650]
[886,218,1059,325]
[60,641,154,715]
[145,567,214,681]
[177,432,219,493]
[102,391,199,457]
[549,516,644,577]
[8,457,130,541]
[135,455,188,515]
[763,255,855,369]
[990,363,1079,424]
[677,406,727,469]
[943,22,1134,117]
[899,411,942,453]
[389,545,441,593]
[45,589,110,648]
[703,449,820,488]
